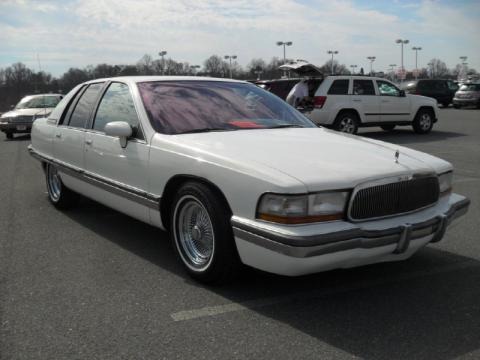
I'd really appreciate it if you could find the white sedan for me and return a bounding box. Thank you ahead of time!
[29,77,470,284]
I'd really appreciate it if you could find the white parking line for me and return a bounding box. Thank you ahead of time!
[171,260,478,322]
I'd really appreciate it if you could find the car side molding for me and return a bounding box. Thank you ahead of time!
[28,145,161,210]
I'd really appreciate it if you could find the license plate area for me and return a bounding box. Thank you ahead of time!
[16,125,27,130]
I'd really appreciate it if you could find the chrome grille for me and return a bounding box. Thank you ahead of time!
[349,176,440,221]
[12,115,34,123]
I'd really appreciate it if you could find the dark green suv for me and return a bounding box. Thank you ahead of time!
[403,79,458,107]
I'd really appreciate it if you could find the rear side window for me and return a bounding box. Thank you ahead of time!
[353,80,375,95]
[418,81,433,90]
[435,81,447,90]
[328,80,349,95]
[50,85,83,122]
[67,83,104,128]
[93,82,143,139]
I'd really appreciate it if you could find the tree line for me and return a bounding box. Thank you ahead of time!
[0,54,476,111]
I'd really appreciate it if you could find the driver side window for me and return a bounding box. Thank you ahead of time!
[93,82,144,139]
[377,80,400,97]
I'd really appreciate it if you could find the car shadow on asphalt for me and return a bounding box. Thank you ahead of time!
[359,129,466,145]
[3,134,31,142]
[64,197,480,360]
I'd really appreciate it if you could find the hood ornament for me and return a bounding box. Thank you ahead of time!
[395,150,400,163]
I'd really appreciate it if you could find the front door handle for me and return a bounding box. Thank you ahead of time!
[55,133,61,138]
[85,139,93,145]
[352,99,362,102]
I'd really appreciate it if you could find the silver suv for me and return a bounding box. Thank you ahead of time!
[453,83,480,109]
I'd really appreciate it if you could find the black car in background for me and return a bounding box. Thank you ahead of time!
[403,79,459,107]
[255,61,324,102]
[255,78,300,100]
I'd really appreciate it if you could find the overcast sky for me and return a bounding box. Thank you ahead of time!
[1,0,479,76]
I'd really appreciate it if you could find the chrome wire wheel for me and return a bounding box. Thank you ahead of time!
[174,195,215,271]
[338,117,356,133]
[47,164,62,202]
[419,112,432,131]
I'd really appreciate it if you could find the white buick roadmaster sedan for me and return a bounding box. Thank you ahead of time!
[29,77,470,284]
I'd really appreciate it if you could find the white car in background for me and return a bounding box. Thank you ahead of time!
[28,77,469,284]
[0,94,63,139]
[307,75,439,134]
[278,63,439,135]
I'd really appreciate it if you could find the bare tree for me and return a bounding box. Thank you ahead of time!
[428,58,449,79]
[204,55,227,77]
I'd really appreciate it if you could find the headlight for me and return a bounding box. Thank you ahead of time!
[438,171,453,195]
[257,191,349,224]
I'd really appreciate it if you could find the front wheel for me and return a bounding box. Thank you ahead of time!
[453,104,460,109]
[171,182,240,284]
[412,109,434,134]
[5,132,13,139]
[45,163,79,209]
[333,111,359,134]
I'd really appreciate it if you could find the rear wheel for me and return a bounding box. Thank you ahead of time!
[442,102,450,108]
[333,111,359,134]
[412,109,434,134]
[453,104,460,109]
[380,124,396,131]
[171,182,240,284]
[45,163,79,209]
[5,132,13,139]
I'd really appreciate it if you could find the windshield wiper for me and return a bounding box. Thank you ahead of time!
[176,127,233,134]
[265,124,305,129]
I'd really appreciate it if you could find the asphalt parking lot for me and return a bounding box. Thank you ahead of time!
[0,108,479,360]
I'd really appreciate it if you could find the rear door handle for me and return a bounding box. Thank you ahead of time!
[352,99,362,102]
[85,139,93,145]
[55,133,61,138]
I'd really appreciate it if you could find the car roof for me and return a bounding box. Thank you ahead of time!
[324,75,391,81]
[83,76,248,86]
[23,93,63,98]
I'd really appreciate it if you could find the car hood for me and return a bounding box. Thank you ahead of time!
[169,128,451,192]
[1,108,53,118]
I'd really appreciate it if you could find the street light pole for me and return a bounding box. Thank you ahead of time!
[427,62,434,78]
[389,64,397,81]
[158,50,167,75]
[224,55,237,78]
[459,56,468,80]
[395,39,409,84]
[350,64,357,74]
[412,46,422,80]
[327,50,339,75]
[367,56,376,75]
[276,41,292,78]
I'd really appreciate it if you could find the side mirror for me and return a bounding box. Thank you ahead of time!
[10,105,14,109]
[104,121,132,148]
[399,90,406,97]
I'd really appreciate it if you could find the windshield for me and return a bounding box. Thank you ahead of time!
[15,95,62,110]
[459,84,480,91]
[137,81,315,135]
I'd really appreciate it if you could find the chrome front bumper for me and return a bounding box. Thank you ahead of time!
[231,194,469,276]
